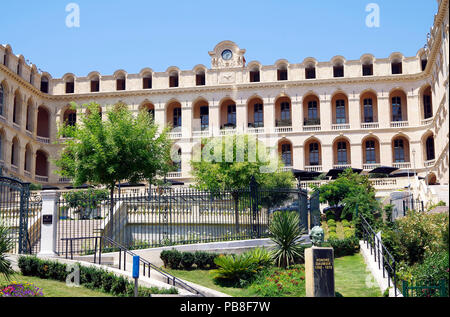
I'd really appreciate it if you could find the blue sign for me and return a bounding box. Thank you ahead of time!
[132,256,140,278]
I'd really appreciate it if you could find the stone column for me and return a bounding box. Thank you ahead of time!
[378,96,391,129]
[291,98,302,132]
[182,101,192,139]
[320,98,332,131]
[348,96,360,129]
[264,101,275,133]
[236,101,246,134]
[38,191,60,257]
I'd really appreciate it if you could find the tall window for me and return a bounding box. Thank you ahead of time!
[394,139,405,162]
[116,77,126,91]
[254,104,263,128]
[305,66,316,79]
[0,84,4,117]
[227,105,236,126]
[91,78,100,92]
[362,64,373,76]
[0,134,2,161]
[200,106,209,130]
[281,102,291,122]
[175,149,182,172]
[392,97,402,121]
[173,108,182,128]
[333,65,344,78]
[336,100,346,124]
[421,59,428,71]
[148,108,154,120]
[363,98,374,123]
[337,142,348,165]
[365,140,376,164]
[309,143,320,166]
[308,101,318,120]
[392,61,402,74]
[278,67,288,81]
[196,72,205,86]
[281,144,292,166]
[143,75,152,89]
[41,77,49,93]
[423,94,432,119]
[426,137,435,161]
[13,95,19,124]
[66,112,77,127]
[169,73,179,88]
[250,69,260,82]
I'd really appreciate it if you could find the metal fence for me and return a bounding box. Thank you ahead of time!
[402,279,448,297]
[56,183,312,257]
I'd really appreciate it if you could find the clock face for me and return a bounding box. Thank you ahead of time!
[222,49,233,61]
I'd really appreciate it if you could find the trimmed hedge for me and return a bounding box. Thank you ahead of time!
[18,256,178,297]
[160,249,219,270]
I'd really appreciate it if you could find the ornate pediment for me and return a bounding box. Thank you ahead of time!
[209,41,246,69]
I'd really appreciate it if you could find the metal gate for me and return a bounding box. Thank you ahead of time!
[0,174,41,254]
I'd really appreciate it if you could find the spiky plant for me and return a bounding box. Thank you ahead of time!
[269,211,306,268]
[0,221,15,281]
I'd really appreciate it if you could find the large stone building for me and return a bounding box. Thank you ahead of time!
[0,1,448,198]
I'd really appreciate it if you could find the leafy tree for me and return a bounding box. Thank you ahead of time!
[55,103,174,223]
[0,221,14,281]
[313,169,381,228]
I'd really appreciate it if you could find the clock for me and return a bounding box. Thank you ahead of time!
[221,49,233,61]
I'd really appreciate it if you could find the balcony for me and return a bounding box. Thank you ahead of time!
[361,122,379,129]
[59,177,73,183]
[421,118,433,126]
[26,130,33,138]
[363,163,381,171]
[192,129,210,138]
[37,136,50,144]
[393,162,411,169]
[168,127,182,139]
[12,123,21,131]
[11,165,18,174]
[390,121,409,128]
[24,170,31,178]
[247,123,265,134]
[220,125,237,136]
[0,115,6,123]
[35,175,49,183]
[305,165,323,172]
[167,172,182,178]
[333,164,352,170]
[280,166,293,172]
[424,159,436,167]
[332,124,350,130]
[275,120,293,133]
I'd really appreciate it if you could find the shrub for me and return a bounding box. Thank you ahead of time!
[324,237,360,258]
[165,249,182,269]
[194,251,212,269]
[327,219,336,227]
[249,265,306,297]
[18,256,177,297]
[327,225,337,233]
[341,220,350,228]
[269,211,306,268]
[212,253,259,287]
[246,248,273,268]
[180,252,195,270]
[410,251,449,296]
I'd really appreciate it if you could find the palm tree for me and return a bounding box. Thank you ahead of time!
[269,211,306,268]
[0,221,14,281]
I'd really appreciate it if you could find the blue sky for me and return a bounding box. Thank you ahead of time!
[0,0,438,77]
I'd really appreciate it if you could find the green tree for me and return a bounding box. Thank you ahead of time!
[0,221,14,281]
[55,102,174,220]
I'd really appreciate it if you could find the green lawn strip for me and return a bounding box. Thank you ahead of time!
[334,254,382,297]
[165,269,254,297]
[0,273,113,297]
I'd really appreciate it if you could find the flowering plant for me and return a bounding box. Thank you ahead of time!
[0,281,44,297]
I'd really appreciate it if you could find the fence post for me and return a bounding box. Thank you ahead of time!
[38,190,60,257]
[402,280,408,297]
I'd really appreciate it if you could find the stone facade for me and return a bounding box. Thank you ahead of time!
[0,1,448,188]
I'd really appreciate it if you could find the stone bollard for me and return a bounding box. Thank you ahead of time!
[38,190,60,257]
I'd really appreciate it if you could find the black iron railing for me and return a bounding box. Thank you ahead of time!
[62,236,205,297]
[360,215,399,297]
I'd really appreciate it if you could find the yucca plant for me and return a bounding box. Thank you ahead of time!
[0,221,15,281]
[246,247,274,268]
[269,211,306,268]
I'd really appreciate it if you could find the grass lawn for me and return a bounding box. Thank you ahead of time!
[335,254,382,297]
[167,253,381,297]
[0,272,113,297]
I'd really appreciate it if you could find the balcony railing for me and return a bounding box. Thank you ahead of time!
[0,115,6,123]
[421,118,433,126]
[332,123,350,130]
[390,121,409,128]
[36,175,49,183]
[304,119,321,126]
[361,122,379,129]
[192,130,210,138]
[393,162,411,169]
[303,125,321,132]
[37,136,50,144]
[247,127,265,134]
[333,164,352,170]
[168,130,182,139]
[363,163,381,171]
[24,170,31,178]
[220,128,237,136]
[305,165,323,172]
[12,123,21,131]
[280,166,293,172]
[11,165,18,173]
[424,159,436,167]
[167,172,182,178]
[26,130,33,138]
[59,177,73,183]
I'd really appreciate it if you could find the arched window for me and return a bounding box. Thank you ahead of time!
[333,61,344,78]
[173,107,182,128]
[363,98,374,123]
[200,106,209,130]
[421,58,428,71]
[281,143,292,166]
[394,139,405,162]
[196,70,206,86]
[362,61,373,76]
[35,150,49,178]
[335,100,346,124]
[143,74,152,89]
[13,92,21,124]
[308,101,318,120]
[305,65,316,79]
[250,67,260,82]
[169,72,179,88]
[426,136,435,161]
[365,140,376,164]
[0,132,3,161]
[277,64,288,81]
[337,141,348,165]
[309,143,320,166]
[90,76,100,92]
[391,59,402,74]
[40,76,49,93]
[423,87,433,119]
[176,148,182,172]
[227,104,236,127]
[64,109,77,127]
[0,84,4,117]
[392,96,402,121]
[280,102,291,122]
[65,77,75,94]
[253,103,264,128]
[116,74,126,91]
